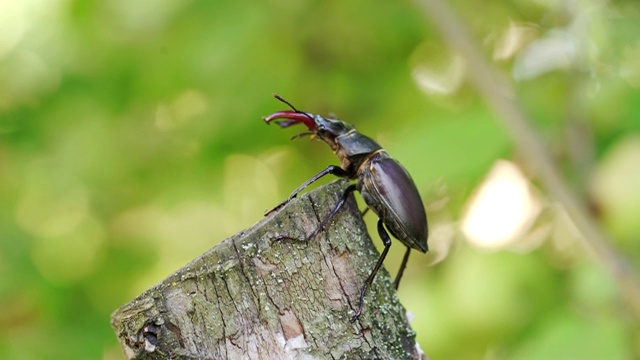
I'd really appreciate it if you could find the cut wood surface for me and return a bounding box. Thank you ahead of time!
[111,179,424,359]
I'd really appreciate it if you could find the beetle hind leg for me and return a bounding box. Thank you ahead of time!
[351,218,392,322]
[393,246,412,289]
[360,206,370,217]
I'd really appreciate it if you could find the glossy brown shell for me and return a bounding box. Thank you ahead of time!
[358,152,428,252]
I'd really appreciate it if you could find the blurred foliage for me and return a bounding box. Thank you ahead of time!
[1,0,640,358]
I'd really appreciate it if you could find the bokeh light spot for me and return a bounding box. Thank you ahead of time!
[461,160,541,249]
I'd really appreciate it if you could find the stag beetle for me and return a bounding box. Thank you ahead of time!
[264,94,428,321]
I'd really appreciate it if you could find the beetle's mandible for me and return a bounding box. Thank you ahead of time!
[263,94,428,321]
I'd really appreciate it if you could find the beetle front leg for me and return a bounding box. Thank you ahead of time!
[352,218,392,322]
[265,165,348,216]
[305,184,356,241]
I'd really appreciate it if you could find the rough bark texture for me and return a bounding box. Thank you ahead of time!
[111,180,424,360]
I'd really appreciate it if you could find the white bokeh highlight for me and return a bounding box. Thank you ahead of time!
[462,160,541,250]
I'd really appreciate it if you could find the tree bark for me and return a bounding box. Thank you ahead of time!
[111,179,424,360]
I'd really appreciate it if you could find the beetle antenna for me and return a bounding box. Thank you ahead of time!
[273,94,300,112]
[272,94,315,122]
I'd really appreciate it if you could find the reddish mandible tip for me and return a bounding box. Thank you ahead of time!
[263,110,317,130]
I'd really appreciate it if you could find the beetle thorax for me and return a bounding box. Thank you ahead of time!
[334,146,357,176]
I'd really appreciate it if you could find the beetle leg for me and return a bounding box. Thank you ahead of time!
[360,207,370,217]
[393,246,412,289]
[351,218,392,322]
[305,184,357,241]
[265,165,348,216]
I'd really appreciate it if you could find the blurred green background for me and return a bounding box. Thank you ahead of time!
[2,0,640,358]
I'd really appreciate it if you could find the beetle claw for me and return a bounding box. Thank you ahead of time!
[276,120,299,128]
[263,110,317,130]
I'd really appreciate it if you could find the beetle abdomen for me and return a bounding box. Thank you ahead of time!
[358,152,428,252]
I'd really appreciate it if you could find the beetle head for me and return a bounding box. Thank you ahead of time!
[263,94,355,145]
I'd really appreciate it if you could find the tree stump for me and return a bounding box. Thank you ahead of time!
[110,179,424,359]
